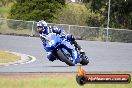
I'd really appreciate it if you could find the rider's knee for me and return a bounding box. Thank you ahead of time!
[66,34,75,42]
[47,52,56,61]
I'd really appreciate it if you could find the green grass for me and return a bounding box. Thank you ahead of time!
[0,27,33,35]
[0,3,14,18]
[0,74,131,88]
[0,2,33,36]
[0,3,33,35]
[0,6,11,18]
[0,50,20,63]
[0,19,33,35]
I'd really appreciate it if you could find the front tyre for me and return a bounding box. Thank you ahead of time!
[57,49,75,66]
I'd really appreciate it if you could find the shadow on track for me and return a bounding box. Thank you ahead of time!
[45,65,82,67]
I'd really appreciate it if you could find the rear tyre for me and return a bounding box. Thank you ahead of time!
[80,55,89,65]
[57,49,75,66]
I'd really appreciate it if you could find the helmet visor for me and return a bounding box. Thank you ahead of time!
[37,26,43,32]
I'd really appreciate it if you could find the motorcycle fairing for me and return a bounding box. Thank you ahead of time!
[60,40,80,64]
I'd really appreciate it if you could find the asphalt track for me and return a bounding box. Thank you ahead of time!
[0,35,132,73]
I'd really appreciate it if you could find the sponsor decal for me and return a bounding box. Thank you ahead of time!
[76,66,131,85]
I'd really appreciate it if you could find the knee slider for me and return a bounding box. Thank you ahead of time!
[47,52,55,61]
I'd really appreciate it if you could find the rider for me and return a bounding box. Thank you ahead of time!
[37,20,85,61]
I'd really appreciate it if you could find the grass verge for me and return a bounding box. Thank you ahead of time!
[0,3,14,18]
[0,50,20,63]
[0,73,131,88]
[0,7,10,18]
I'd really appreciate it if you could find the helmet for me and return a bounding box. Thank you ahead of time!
[37,20,47,27]
[37,20,47,32]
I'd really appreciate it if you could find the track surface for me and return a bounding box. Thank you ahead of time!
[0,35,132,73]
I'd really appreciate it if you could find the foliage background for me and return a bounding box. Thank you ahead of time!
[0,0,132,29]
[83,0,132,29]
[8,0,65,22]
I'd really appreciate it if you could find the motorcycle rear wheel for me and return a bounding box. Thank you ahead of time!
[80,55,89,65]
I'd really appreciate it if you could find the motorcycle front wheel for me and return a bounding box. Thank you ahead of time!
[57,49,75,66]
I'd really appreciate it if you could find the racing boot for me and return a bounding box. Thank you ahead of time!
[72,40,89,63]
[66,34,85,55]
[72,40,85,55]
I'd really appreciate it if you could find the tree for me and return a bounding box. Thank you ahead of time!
[110,0,132,29]
[0,0,15,6]
[83,0,132,29]
[8,0,65,22]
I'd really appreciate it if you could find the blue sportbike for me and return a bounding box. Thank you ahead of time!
[40,33,89,66]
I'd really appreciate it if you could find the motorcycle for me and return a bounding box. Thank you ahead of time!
[40,33,89,66]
